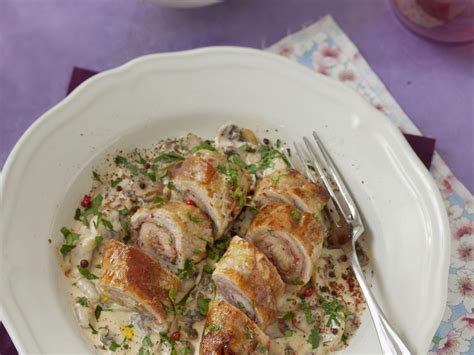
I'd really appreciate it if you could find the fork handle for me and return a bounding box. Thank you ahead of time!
[349,253,411,355]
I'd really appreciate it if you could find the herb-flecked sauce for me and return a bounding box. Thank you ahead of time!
[58,127,369,354]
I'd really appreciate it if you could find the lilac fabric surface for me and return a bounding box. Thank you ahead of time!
[0,0,473,191]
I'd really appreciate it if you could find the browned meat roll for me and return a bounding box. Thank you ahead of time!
[173,150,251,238]
[100,240,180,325]
[254,168,329,215]
[246,202,323,286]
[200,300,270,355]
[130,201,213,269]
[212,236,284,329]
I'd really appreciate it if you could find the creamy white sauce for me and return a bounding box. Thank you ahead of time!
[58,126,368,354]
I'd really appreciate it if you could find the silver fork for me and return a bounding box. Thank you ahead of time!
[293,131,411,355]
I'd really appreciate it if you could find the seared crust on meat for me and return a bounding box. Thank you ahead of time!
[254,168,329,214]
[246,202,323,286]
[212,236,284,329]
[100,240,180,324]
[130,201,213,268]
[173,150,251,238]
[200,300,270,355]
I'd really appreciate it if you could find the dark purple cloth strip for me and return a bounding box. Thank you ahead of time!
[67,67,98,95]
[0,67,436,355]
[0,322,18,355]
[403,133,436,169]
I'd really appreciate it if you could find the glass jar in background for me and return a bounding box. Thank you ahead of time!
[391,0,474,43]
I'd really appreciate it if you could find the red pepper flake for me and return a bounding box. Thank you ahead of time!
[48,239,52,244]
[185,199,196,207]
[339,255,348,262]
[81,195,92,208]
[150,213,154,219]
[303,288,314,297]
[79,259,89,268]
[170,331,181,341]
[144,162,151,169]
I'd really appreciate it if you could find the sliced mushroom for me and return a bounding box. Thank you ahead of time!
[215,123,259,153]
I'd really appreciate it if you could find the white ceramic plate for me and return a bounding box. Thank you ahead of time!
[0,47,449,354]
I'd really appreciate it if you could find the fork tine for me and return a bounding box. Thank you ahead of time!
[302,136,351,225]
[293,143,318,184]
[311,131,358,221]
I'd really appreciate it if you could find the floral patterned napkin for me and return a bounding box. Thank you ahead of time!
[267,15,473,354]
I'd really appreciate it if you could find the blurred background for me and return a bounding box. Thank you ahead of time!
[0,0,473,190]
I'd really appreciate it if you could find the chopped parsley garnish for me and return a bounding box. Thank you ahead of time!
[237,301,245,310]
[197,293,211,316]
[258,145,290,170]
[95,235,103,245]
[109,340,120,351]
[250,299,256,308]
[111,178,122,187]
[279,311,294,321]
[293,279,305,285]
[216,162,244,203]
[133,148,147,164]
[146,170,157,182]
[82,194,103,224]
[142,336,153,347]
[290,209,302,221]
[94,305,103,320]
[245,326,254,342]
[157,170,168,180]
[74,208,82,221]
[187,212,203,224]
[283,329,294,337]
[76,296,89,307]
[166,181,178,192]
[191,141,215,153]
[203,323,222,336]
[78,266,98,280]
[176,285,196,308]
[114,155,128,165]
[300,298,313,324]
[60,227,80,255]
[311,212,320,222]
[308,327,320,349]
[88,323,98,335]
[168,288,176,302]
[271,175,280,183]
[151,195,165,206]
[92,171,102,183]
[321,299,348,327]
[154,152,185,162]
[101,217,114,231]
[227,153,246,169]
[203,264,213,273]
[257,343,266,353]
[176,259,196,280]
[138,335,153,355]
[126,162,139,176]
[244,202,259,211]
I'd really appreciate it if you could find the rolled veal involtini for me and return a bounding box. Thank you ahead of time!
[246,202,324,286]
[100,240,180,326]
[130,201,213,269]
[200,300,270,355]
[212,236,284,329]
[254,167,329,215]
[173,150,251,238]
